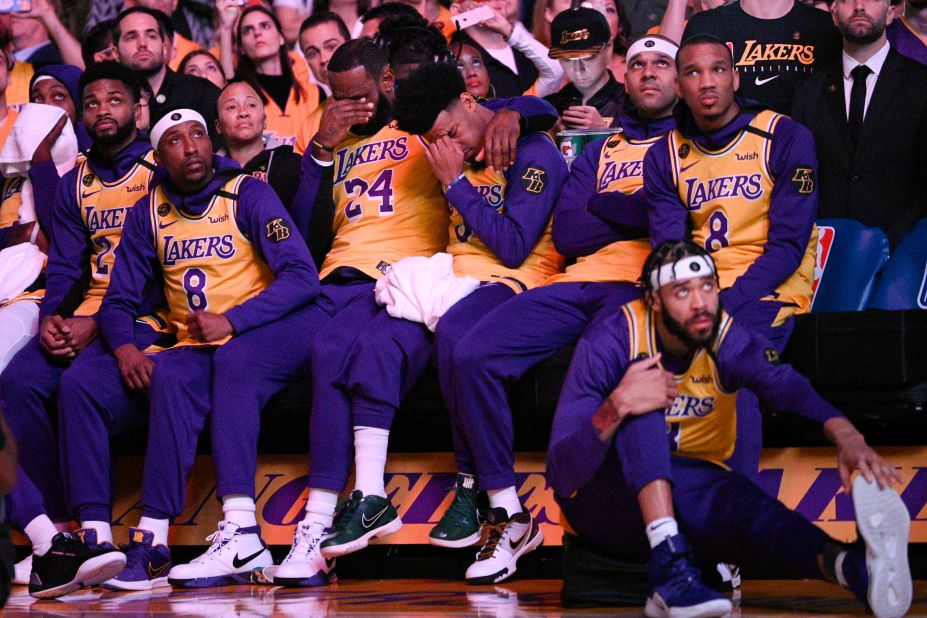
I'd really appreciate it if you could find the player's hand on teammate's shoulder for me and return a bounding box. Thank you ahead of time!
[593,354,677,442]
[424,137,465,188]
[114,343,155,391]
[186,311,234,343]
[481,108,521,172]
[825,417,903,494]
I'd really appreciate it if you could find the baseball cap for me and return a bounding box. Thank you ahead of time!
[548,7,611,60]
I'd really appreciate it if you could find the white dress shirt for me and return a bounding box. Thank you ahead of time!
[842,41,890,120]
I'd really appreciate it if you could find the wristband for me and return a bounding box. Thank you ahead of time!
[445,172,466,192]
[29,223,39,245]
[312,138,334,153]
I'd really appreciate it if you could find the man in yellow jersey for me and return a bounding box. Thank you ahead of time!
[549,240,911,618]
[645,34,819,478]
[1,61,160,598]
[90,108,319,590]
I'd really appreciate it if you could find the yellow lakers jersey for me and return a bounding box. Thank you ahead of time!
[321,122,449,280]
[667,110,816,323]
[0,176,26,229]
[150,175,274,347]
[294,100,327,155]
[450,163,562,292]
[623,299,738,467]
[547,133,654,285]
[74,151,157,317]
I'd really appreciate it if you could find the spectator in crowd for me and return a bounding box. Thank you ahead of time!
[0,20,34,110]
[112,6,221,148]
[81,19,116,68]
[30,64,92,149]
[299,12,350,96]
[0,47,17,146]
[178,48,227,88]
[125,0,205,68]
[888,0,927,64]
[273,0,311,47]
[546,6,627,129]
[624,0,669,36]
[312,0,370,38]
[221,4,322,146]
[792,0,927,246]
[653,0,727,42]
[530,0,572,47]
[395,0,456,41]
[681,0,842,113]
[582,0,634,83]
[358,2,425,39]
[451,0,564,96]
[10,0,83,69]
[216,79,302,211]
[454,42,493,98]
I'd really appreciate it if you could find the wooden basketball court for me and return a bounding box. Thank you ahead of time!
[3,579,925,616]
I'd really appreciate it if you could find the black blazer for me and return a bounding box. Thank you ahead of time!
[791,48,927,246]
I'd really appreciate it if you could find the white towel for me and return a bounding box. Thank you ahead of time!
[0,103,79,178]
[374,253,480,332]
[0,242,45,303]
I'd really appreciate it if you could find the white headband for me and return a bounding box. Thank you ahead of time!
[32,75,55,85]
[649,255,715,291]
[626,36,678,64]
[150,108,207,149]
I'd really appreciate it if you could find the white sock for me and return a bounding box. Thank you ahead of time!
[645,517,679,549]
[138,516,170,546]
[24,515,58,556]
[353,426,390,498]
[80,520,114,544]
[302,489,339,529]
[488,486,522,518]
[222,495,258,528]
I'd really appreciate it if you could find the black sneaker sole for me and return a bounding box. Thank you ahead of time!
[29,553,127,599]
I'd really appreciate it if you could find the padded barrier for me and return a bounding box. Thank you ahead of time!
[868,218,927,310]
[811,219,889,313]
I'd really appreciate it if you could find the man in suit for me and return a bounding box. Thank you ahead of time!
[792,0,927,246]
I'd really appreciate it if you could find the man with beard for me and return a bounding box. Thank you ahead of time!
[111,7,221,148]
[0,60,162,599]
[91,108,318,590]
[793,0,927,246]
[645,35,819,480]
[548,240,912,618]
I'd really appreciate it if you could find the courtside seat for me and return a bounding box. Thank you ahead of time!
[810,219,889,313]
[868,218,927,310]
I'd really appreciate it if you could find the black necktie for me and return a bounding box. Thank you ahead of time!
[848,64,872,149]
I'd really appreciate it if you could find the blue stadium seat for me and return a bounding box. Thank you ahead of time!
[811,219,889,312]
[868,218,927,310]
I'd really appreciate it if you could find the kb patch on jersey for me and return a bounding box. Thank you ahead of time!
[521,167,547,194]
[265,217,291,243]
[791,167,815,194]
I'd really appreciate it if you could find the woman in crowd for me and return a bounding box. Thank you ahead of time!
[179,49,228,89]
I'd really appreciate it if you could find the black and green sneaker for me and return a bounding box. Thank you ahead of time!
[429,473,483,548]
[319,490,403,558]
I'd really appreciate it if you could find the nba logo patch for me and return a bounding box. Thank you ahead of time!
[917,263,927,309]
[811,225,835,303]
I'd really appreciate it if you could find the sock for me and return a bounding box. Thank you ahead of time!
[302,489,339,529]
[222,495,257,528]
[353,426,390,498]
[645,517,679,549]
[24,515,58,556]
[488,486,522,518]
[138,516,170,546]
[80,520,114,544]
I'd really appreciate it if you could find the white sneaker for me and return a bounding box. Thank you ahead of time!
[13,553,32,585]
[166,521,272,588]
[263,522,336,588]
[465,508,543,585]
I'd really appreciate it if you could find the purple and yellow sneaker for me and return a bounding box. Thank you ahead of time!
[102,528,172,591]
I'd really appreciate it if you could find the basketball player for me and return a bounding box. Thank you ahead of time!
[548,240,911,618]
[423,35,679,583]
[0,61,162,599]
[94,108,319,589]
[644,34,819,478]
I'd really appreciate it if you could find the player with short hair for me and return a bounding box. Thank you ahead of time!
[93,108,319,590]
[548,239,912,618]
[644,34,819,478]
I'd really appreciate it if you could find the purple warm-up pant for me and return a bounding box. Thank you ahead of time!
[556,410,829,576]
[451,281,641,491]
[60,307,319,522]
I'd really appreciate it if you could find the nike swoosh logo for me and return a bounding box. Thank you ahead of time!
[679,162,699,173]
[361,506,389,529]
[755,75,780,86]
[158,220,178,229]
[232,548,265,569]
[148,561,169,578]
[81,190,102,199]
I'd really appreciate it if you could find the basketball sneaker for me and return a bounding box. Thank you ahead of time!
[644,534,732,618]
[167,522,272,588]
[429,473,483,548]
[264,521,336,587]
[102,528,172,591]
[13,553,32,585]
[836,476,911,618]
[320,490,403,558]
[465,507,543,585]
[28,532,127,599]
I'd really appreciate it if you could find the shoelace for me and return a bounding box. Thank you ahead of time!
[475,523,507,561]
[284,525,320,563]
[192,527,233,564]
[662,549,703,595]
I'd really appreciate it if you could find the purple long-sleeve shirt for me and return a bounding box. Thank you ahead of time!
[553,113,676,258]
[99,156,319,351]
[546,309,845,498]
[40,137,159,322]
[644,100,818,313]
[445,132,566,269]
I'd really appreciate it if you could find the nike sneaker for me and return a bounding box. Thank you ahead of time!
[264,521,336,587]
[465,508,543,585]
[28,532,127,599]
[320,490,403,558]
[429,473,483,548]
[167,521,272,588]
[644,533,732,618]
[102,528,172,591]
